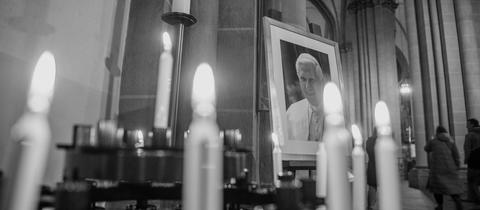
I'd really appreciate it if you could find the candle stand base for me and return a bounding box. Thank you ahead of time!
[161,12,197,26]
[46,177,276,209]
[42,123,325,210]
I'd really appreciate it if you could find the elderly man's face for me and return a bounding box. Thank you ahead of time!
[297,63,323,107]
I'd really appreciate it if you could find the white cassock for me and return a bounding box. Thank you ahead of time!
[286,99,324,141]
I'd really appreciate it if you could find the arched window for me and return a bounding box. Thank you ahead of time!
[306,0,336,40]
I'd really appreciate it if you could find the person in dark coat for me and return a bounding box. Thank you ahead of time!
[365,128,377,210]
[464,118,480,203]
[425,126,463,210]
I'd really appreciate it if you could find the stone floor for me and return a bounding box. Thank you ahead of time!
[380,181,480,210]
[103,181,480,210]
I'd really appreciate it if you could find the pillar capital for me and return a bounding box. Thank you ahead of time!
[347,0,374,13]
[380,0,399,12]
[347,0,398,13]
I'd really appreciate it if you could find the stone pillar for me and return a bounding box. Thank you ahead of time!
[175,0,219,147]
[347,0,399,140]
[454,0,480,119]
[374,1,401,146]
[428,0,450,131]
[438,0,467,160]
[405,0,428,167]
[413,0,441,146]
[348,0,376,135]
[407,0,469,190]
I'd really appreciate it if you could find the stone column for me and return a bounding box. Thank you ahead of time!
[454,0,480,119]
[405,0,427,167]
[406,0,469,190]
[428,0,450,131]
[175,0,219,147]
[347,0,399,139]
[438,0,467,160]
[348,0,376,135]
[374,1,401,146]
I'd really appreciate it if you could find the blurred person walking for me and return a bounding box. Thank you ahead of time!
[365,128,377,210]
[425,126,463,210]
[464,118,480,203]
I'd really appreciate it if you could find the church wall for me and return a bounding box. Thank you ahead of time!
[215,0,257,181]
[117,0,260,181]
[473,1,480,60]
[118,0,174,130]
[0,0,115,186]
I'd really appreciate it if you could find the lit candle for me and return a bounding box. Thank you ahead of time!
[322,82,351,210]
[374,101,401,210]
[316,141,327,197]
[271,133,282,187]
[172,0,191,14]
[154,32,173,128]
[351,124,366,210]
[4,51,56,210]
[182,63,223,210]
[135,130,144,148]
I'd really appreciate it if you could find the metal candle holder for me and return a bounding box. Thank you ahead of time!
[161,12,197,146]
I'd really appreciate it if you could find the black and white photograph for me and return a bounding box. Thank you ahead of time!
[280,40,331,142]
[1,1,480,209]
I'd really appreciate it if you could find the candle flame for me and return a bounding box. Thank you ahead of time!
[351,124,363,146]
[323,82,344,125]
[271,133,280,148]
[374,101,392,135]
[192,63,216,117]
[162,32,172,51]
[135,130,144,148]
[374,101,390,127]
[28,51,56,113]
[323,82,343,114]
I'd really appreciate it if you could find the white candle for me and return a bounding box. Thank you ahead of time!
[271,133,282,187]
[351,124,366,210]
[172,0,191,14]
[322,82,351,210]
[374,101,401,210]
[316,141,327,197]
[154,32,173,128]
[5,51,56,210]
[183,63,222,210]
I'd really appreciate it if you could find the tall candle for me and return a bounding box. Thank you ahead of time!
[4,51,56,210]
[182,63,222,210]
[154,32,173,128]
[316,141,327,197]
[172,0,191,14]
[322,82,351,210]
[271,133,282,187]
[351,124,366,210]
[374,101,401,210]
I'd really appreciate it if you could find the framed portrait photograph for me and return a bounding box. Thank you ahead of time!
[263,17,344,161]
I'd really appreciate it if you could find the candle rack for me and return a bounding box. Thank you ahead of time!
[40,122,326,210]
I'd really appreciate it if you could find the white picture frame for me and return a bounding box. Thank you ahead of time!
[263,17,344,161]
